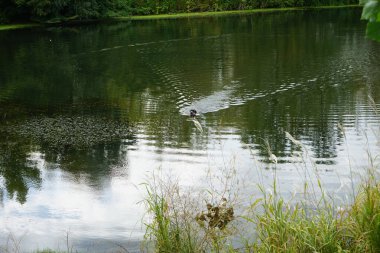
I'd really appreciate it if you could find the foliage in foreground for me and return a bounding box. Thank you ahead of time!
[361,0,380,41]
[142,174,237,253]
[143,132,380,253]
[248,180,380,252]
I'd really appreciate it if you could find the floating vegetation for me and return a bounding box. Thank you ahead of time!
[8,115,134,150]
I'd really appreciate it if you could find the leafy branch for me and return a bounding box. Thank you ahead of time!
[361,0,380,41]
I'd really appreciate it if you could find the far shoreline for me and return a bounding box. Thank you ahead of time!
[125,4,360,21]
[0,4,361,31]
[0,23,40,31]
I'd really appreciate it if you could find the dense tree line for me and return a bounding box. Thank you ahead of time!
[0,0,358,23]
[0,0,130,23]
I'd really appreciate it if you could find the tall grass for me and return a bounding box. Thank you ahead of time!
[142,170,238,253]
[143,129,380,253]
[245,169,380,253]
[349,177,380,252]
[142,175,201,252]
[248,197,343,252]
[247,129,380,253]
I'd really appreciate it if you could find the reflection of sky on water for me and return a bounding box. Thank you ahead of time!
[1,163,145,251]
[1,113,379,251]
[2,88,380,252]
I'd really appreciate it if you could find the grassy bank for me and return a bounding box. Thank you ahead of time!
[123,4,360,21]
[0,24,39,31]
[0,5,360,31]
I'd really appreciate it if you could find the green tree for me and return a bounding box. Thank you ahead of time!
[0,0,131,22]
[361,0,380,41]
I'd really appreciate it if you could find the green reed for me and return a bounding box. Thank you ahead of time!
[142,176,199,253]
[142,169,238,253]
[246,130,380,253]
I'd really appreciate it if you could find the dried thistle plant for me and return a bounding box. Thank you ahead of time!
[195,198,234,230]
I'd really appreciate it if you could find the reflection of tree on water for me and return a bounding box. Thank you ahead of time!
[0,8,379,204]
[0,133,42,204]
[130,8,376,163]
[42,143,129,188]
[0,113,135,203]
[238,81,372,164]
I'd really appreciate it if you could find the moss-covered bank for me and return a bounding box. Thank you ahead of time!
[0,23,39,30]
[124,4,360,21]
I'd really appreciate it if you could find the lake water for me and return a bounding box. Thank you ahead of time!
[0,7,380,252]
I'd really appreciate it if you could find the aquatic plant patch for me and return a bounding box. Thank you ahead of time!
[7,115,134,150]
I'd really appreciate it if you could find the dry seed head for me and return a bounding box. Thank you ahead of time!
[285,131,302,146]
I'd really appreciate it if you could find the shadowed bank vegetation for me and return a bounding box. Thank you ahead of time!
[0,0,358,23]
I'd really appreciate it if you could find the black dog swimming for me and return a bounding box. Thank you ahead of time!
[190,109,197,117]
[189,109,203,132]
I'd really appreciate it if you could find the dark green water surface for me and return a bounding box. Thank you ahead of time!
[0,7,380,252]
